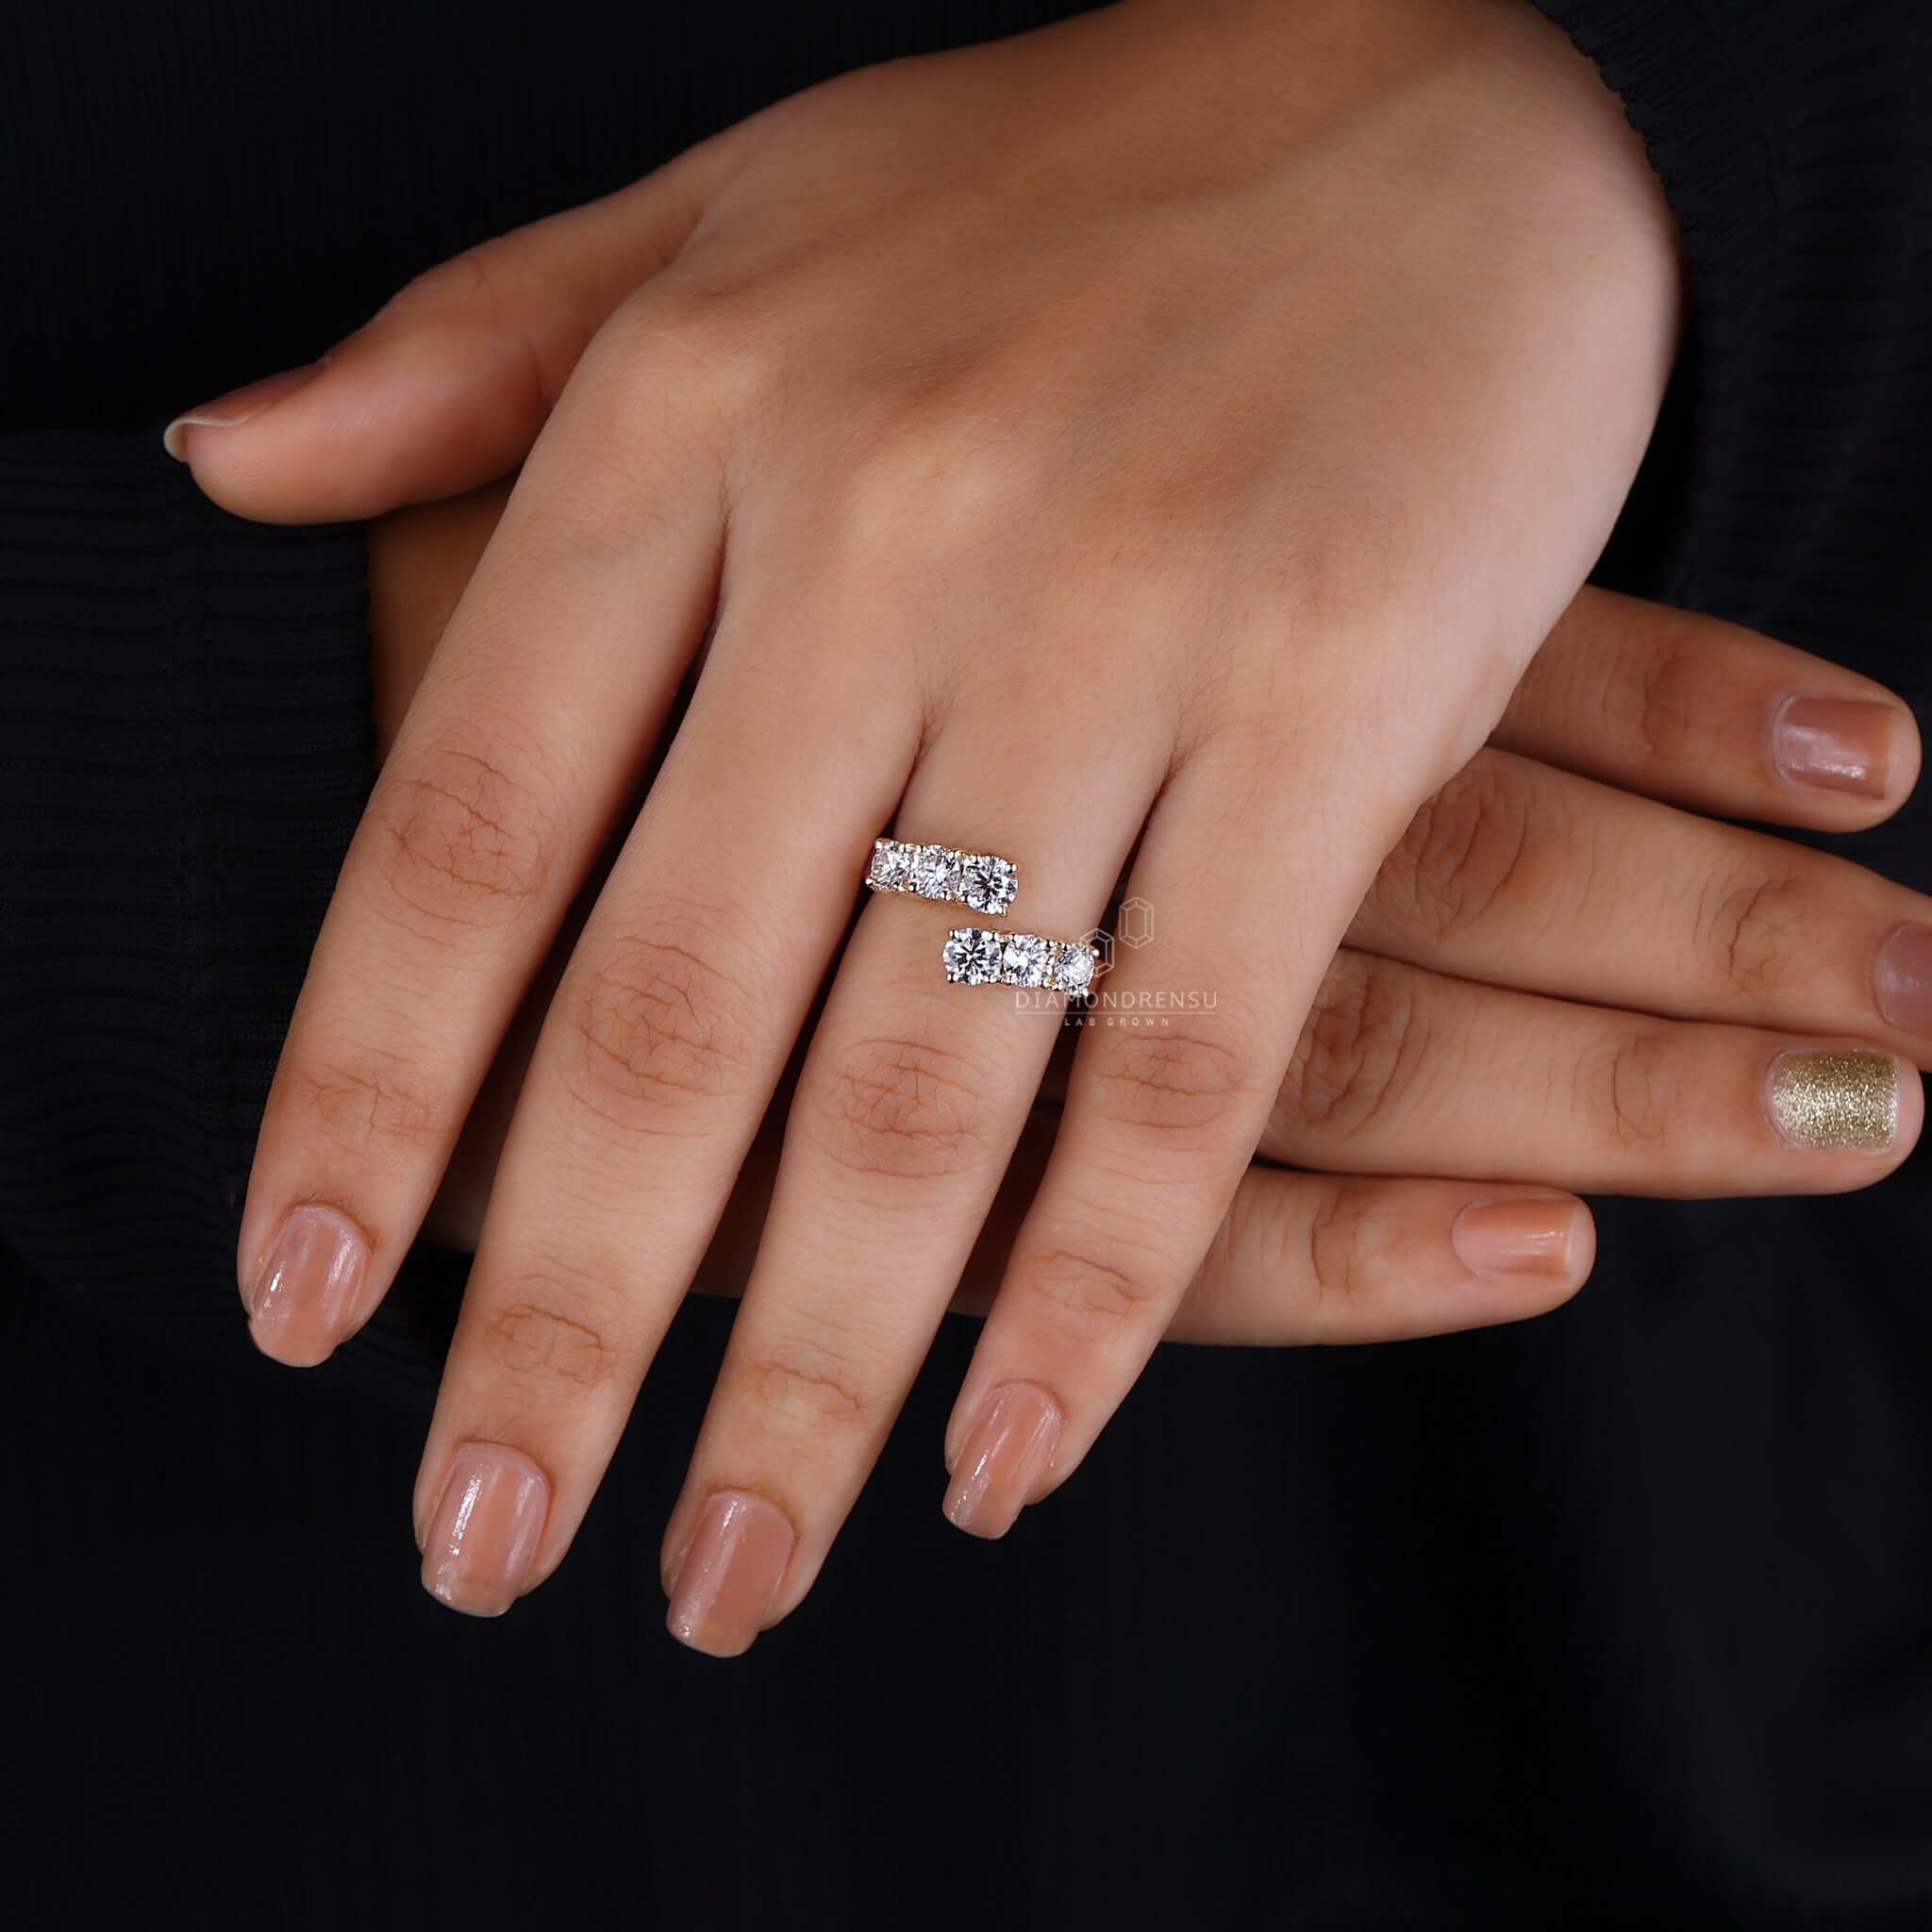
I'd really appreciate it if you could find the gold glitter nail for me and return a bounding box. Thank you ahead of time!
[1769,1049,1899,1151]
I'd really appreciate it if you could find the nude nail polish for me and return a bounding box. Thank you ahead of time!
[1770,696,1899,800]
[942,1382,1061,1540]
[162,357,328,459]
[1874,924,1932,1038]
[420,1444,549,1618]
[1450,1197,1580,1278]
[1768,1048,1900,1151]
[245,1204,373,1366]
[665,1492,795,1657]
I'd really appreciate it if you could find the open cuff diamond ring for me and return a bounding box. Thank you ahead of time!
[866,838,1020,916]
[942,926,1099,996]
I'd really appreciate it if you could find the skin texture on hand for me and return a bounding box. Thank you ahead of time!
[183,0,1751,1646]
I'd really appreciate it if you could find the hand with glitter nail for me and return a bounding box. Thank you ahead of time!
[368,492,1930,1324]
[167,0,1927,1652]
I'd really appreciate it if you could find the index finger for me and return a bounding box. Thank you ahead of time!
[1494,588,1921,829]
[236,326,726,1366]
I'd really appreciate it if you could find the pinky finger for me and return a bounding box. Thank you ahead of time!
[1162,1172,1594,1349]
[947,1110,1595,1346]
[942,1171,1592,1535]
[941,1168,1594,1536]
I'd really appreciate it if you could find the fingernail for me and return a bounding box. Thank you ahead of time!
[1450,1197,1580,1278]
[1768,1048,1899,1151]
[1874,924,1932,1037]
[162,357,328,460]
[245,1204,374,1366]
[420,1444,550,1617]
[665,1492,795,1657]
[1770,696,1899,800]
[942,1381,1061,1540]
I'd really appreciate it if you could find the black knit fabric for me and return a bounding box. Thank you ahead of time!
[0,438,408,1363]
[3,2,1928,1925]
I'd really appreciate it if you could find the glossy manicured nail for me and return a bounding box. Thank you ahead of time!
[1770,696,1899,801]
[420,1444,550,1618]
[245,1204,373,1366]
[1768,1049,1899,1151]
[942,1381,1061,1540]
[665,1492,795,1657]
[1451,1197,1580,1278]
[1874,924,1932,1037]
[162,358,328,460]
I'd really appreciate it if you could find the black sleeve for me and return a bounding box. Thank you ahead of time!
[1526,0,1780,304]
[0,432,455,1405]
[1523,0,1932,665]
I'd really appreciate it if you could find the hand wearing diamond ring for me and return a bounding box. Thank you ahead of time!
[351,489,1927,1352]
[179,0,1700,1645]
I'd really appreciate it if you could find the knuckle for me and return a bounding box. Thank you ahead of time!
[474,1274,625,1396]
[1256,474,1422,647]
[1084,1022,1261,1151]
[284,1041,438,1161]
[367,732,555,935]
[611,267,791,426]
[561,912,761,1129]
[729,1324,879,1438]
[1375,754,1538,940]
[810,1029,1003,1187]
[1302,1179,1380,1314]
[1698,873,1810,1002]
[1279,952,1429,1140]
[1018,1241,1169,1328]
[1578,1026,1674,1153]
[820,405,1043,578]
[1624,622,1709,764]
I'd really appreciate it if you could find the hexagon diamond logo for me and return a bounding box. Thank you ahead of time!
[1116,896,1155,949]
[1079,926,1115,979]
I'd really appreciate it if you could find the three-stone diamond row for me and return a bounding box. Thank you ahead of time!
[866,838,1020,915]
[866,837,1098,995]
[941,927,1100,996]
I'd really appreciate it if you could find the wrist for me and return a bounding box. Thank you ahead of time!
[1140,0,1681,345]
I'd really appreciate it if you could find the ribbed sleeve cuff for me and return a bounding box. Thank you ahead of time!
[0,433,445,1398]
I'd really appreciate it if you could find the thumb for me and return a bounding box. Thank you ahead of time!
[167,131,736,523]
